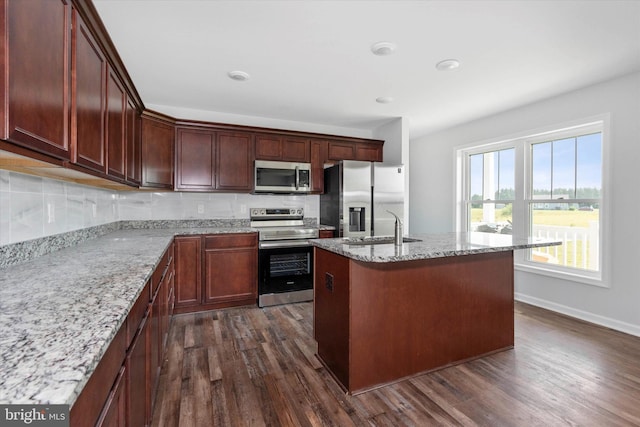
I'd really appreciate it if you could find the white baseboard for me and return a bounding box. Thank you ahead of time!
[514,293,640,338]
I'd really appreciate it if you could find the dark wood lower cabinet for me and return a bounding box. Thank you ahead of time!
[204,233,257,305]
[126,316,148,427]
[174,236,202,309]
[70,243,174,427]
[68,234,258,426]
[174,233,258,314]
[95,366,126,427]
[319,229,334,238]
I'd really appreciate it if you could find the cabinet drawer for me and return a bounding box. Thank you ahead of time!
[204,233,257,250]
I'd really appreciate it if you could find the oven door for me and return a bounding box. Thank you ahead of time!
[258,244,313,307]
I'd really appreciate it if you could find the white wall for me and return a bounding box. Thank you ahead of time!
[410,71,640,335]
[0,169,319,246]
[373,117,411,229]
[117,191,318,222]
[0,170,118,245]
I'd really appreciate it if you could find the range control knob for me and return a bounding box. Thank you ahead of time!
[297,209,303,215]
[260,209,266,215]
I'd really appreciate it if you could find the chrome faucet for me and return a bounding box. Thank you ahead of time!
[386,210,403,246]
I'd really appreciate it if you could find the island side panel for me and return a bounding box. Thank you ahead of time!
[314,248,351,391]
[348,251,514,393]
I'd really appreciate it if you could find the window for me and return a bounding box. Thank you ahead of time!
[458,120,605,284]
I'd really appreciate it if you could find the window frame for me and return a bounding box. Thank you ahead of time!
[455,116,610,287]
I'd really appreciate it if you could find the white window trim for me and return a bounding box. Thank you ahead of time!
[454,114,611,288]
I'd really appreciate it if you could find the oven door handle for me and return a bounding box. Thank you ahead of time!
[259,240,311,249]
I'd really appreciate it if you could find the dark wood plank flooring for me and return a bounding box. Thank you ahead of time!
[151,302,640,426]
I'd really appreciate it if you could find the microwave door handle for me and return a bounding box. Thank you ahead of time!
[295,166,299,190]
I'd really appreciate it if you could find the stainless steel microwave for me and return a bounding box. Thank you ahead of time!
[254,160,312,193]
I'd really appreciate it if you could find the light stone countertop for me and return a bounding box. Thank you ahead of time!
[0,226,557,407]
[0,226,255,406]
[310,232,561,263]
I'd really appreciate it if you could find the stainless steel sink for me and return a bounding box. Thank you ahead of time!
[344,237,422,246]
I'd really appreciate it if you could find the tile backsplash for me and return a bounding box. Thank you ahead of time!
[0,170,319,246]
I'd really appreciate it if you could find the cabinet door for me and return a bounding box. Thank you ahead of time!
[126,316,148,427]
[204,234,257,304]
[327,141,356,161]
[175,128,216,191]
[282,137,310,162]
[160,268,172,352]
[95,366,126,427]
[141,116,174,189]
[174,236,202,308]
[216,131,253,191]
[310,139,327,193]
[149,285,161,412]
[355,142,383,162]
[106,68,126,180]
[125,99,141,185]
[255,135,310,162]
[4,0,71,159]
[72,9,107,173]
[255,134,282,160]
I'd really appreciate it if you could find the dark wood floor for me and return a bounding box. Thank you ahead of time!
[151,302,640,427]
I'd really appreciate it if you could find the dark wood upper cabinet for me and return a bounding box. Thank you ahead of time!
[3,0,71,159]
[216,131,253,191]
[141,115,174,189]
[106,68,126,180]
[125,99,141,185]
[254,134,282,160]
[255,134,310,162]
[282,137,310,162]
[175,128,216,191]
[310,139,327,193]
[72,8,107,173]
[1,2,384,192]
[355,142,383,162]
[327,140,383,162]
[327,141,356,161]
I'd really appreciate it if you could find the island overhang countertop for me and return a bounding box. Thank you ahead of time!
[309,232,561,263]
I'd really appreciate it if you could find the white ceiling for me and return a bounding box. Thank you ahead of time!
[93,0,640,139]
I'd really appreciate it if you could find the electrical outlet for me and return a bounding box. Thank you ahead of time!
[197,204,205,214]
[325,273,334,292]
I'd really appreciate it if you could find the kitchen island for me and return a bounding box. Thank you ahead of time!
[310,232,560,394]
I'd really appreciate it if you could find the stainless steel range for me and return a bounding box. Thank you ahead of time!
[250,207,318,307]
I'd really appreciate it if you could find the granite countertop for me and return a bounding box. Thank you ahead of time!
[310,232,561,263]
[0,226,255,406]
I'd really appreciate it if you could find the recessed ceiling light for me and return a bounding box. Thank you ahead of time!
[371,42,396,56]
[376,96,394,104]
[228,70,250,81]
[435,59,460,71]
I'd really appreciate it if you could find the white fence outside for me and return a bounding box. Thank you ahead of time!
[531,221,599,271]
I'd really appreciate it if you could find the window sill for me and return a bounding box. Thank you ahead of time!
[514,262,607,288]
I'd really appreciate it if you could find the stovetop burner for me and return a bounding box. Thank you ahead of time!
[250,207,318,241]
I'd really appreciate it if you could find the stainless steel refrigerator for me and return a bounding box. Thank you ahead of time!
[320,160,405,238]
